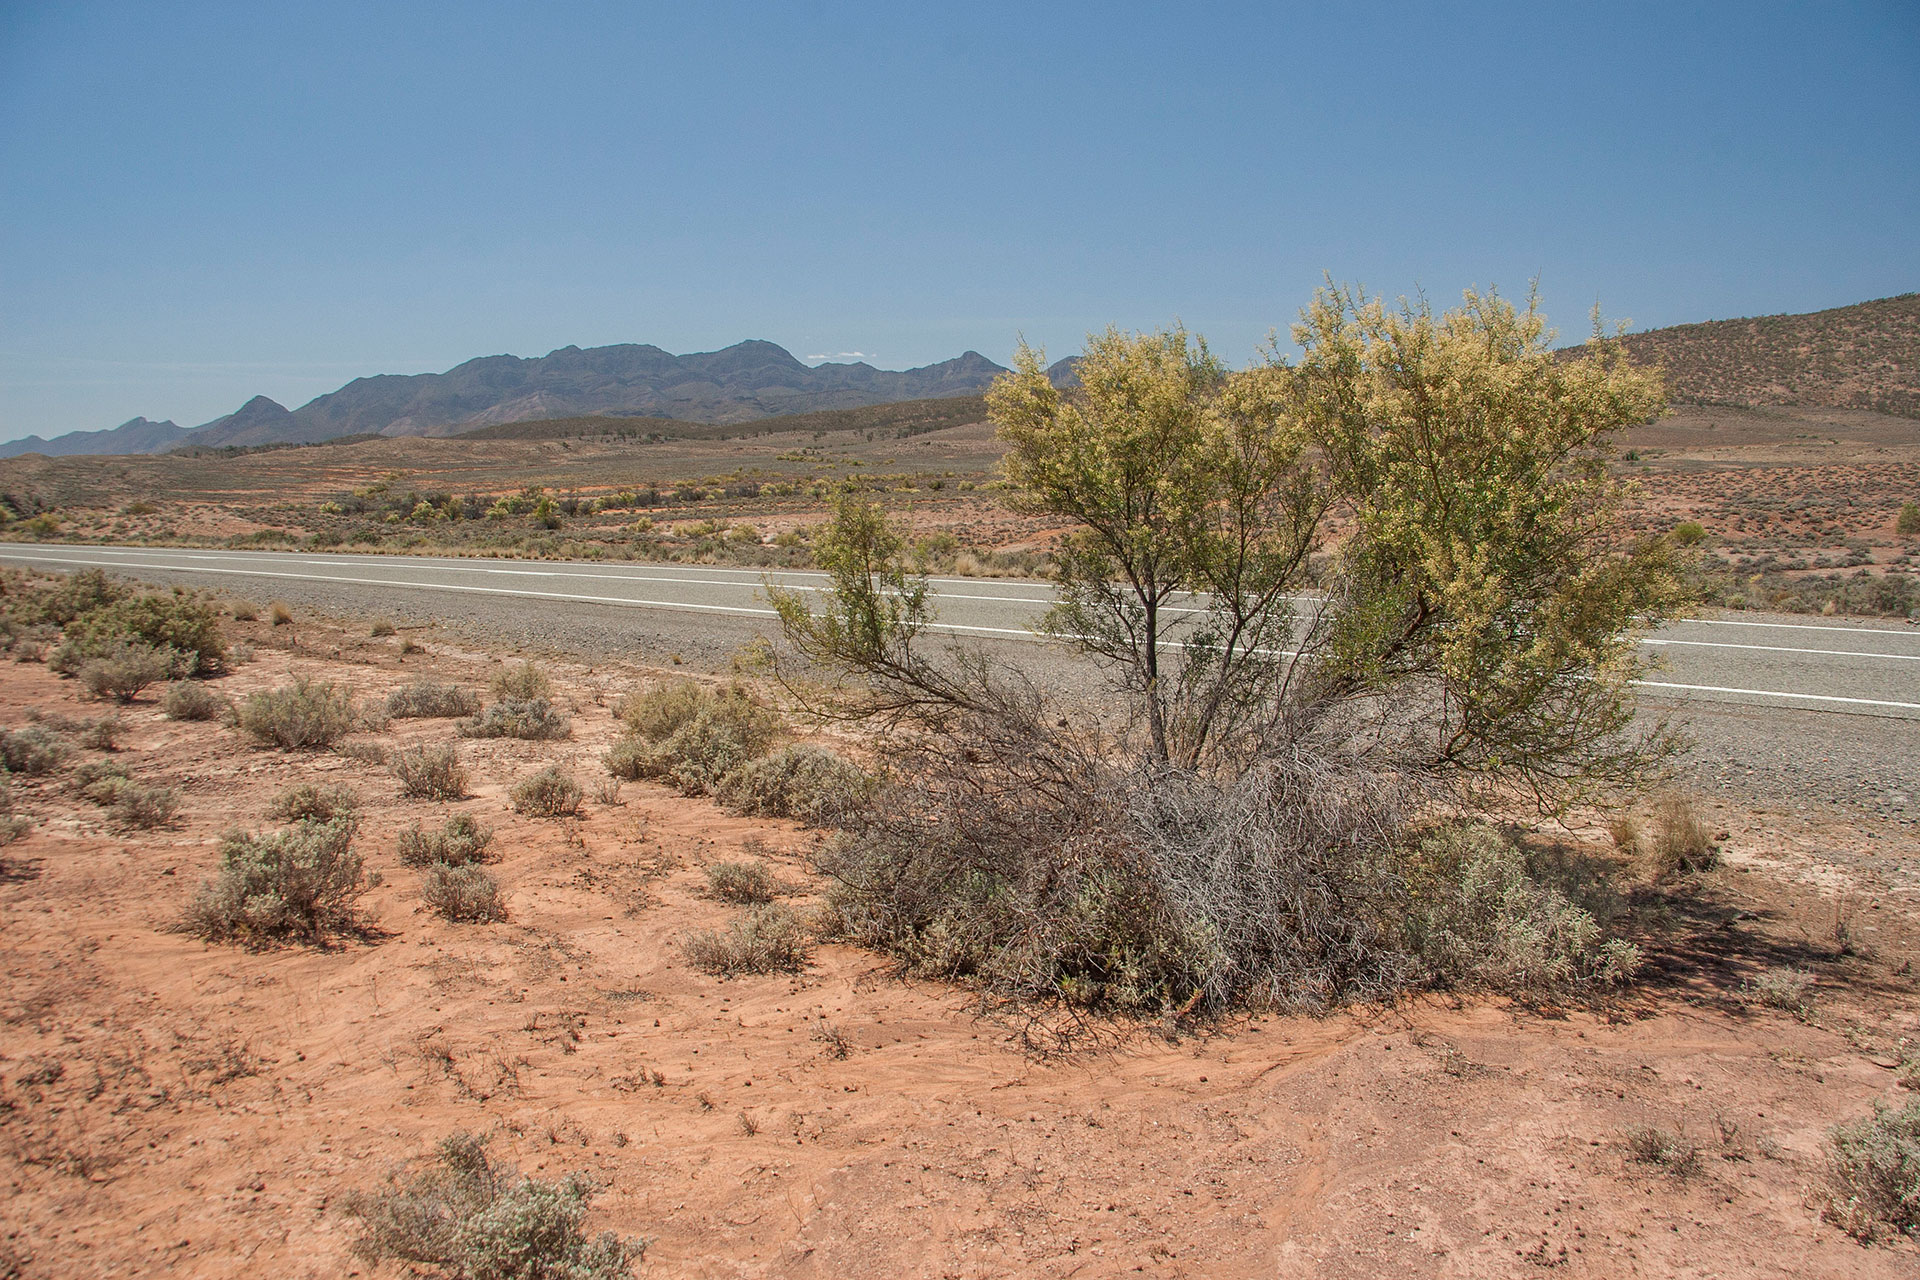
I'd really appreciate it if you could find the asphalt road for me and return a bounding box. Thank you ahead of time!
[3,543,1915,817]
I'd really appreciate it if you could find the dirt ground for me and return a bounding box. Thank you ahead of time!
[2,610,1918,1278]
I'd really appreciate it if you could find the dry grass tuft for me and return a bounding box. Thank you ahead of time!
[685,903,811,976]
[392,745,468,800]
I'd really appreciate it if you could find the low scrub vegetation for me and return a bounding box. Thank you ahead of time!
[1400,825,1640,992]
[703,859,779,904]
[267,782,360,825]
[0,725,66,775]
[420,864,508,923]
[398,814,493,867]
[345,1131,643,1278]
[77,640,182,702]
[605,680,781,794]
[511,766,581,817]
[73,760,180,829]
[392,745,468,800]
[235,678,359,749]
[717,744,871,826]
[386,680,481,719]
[491,660,553,702]
[161,680,227,721]
[456,697,572,740]
[685,903,811,976]
[0,781,29,845]
[183,818,365,944]
[45,584,227,678]
[1821,1099,1920,1242]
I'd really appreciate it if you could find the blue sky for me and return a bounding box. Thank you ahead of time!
[2,1,1916,439]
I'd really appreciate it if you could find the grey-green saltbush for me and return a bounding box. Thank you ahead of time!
[162,680,227,721]
[718,744,870,826]
[387,680,482,719]
[345,1131,643,1277]
[456,698,571,741]
[183,818,365,944]
[510,766,581,818]
[235,678,358,750]
[392,745,468,800]
[398,814,493,867]
[420,864,508,923]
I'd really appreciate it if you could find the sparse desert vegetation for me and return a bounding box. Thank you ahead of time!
[0,449,1916,1278]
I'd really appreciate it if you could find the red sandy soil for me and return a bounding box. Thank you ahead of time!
[2,615,1917,1279]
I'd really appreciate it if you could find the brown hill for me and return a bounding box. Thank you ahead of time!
[1611,292,1920,418]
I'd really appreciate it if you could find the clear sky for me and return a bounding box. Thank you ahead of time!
[2,1,1916,440]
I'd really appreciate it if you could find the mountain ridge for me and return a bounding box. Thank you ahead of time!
[5,293,1913,458]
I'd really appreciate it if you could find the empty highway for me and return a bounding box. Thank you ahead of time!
[2,543,1915,717]
[1,543,1915,819]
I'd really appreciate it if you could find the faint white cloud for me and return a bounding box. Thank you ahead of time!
[804,351,875,363]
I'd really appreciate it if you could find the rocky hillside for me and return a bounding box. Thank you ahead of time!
[1613,292,1919,418]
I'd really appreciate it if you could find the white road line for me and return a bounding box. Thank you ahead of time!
[8,549,1919,715]
[1642,638,1920,662]
[1682,616,1920,637]
[1634,681,1920,712]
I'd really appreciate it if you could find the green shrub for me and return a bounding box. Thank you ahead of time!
[37,569,126,625]
[0,726,66,775]
[77,714,122,751]
[267,782,360,825]
[345,1132,644,1278]
[54,590,226,676]
[704,859,778,904]
[398,814,494,867]
[1898,502,1920,537]
[162,681,227,721]
[71,758,129,799]
[78,641,181,702]
[456,698,572,741]
[718,745,871,825]
[1821,1099,1920,1241]
[601,738,650,781]
[235,678,358,749]
[183,818,365,944]
[386,680,482,719]
[107,779,179,829]
[392,745,468,800]
[608,683,780,795]
[1399,824,1640,992]
[421,864,508,922]
[510,766,581,818]
[613,679,704,741]
[825,752,1642,1017]
[490,661,553,702]
[685,903,811,976]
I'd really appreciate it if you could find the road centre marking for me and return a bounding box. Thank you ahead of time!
[1634,681,1920,712]
[6,548,1918,715]
[1641,638,1920,662]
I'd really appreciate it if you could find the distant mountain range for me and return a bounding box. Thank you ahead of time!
[5,294,1914,458]
[2,340,1068,458]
